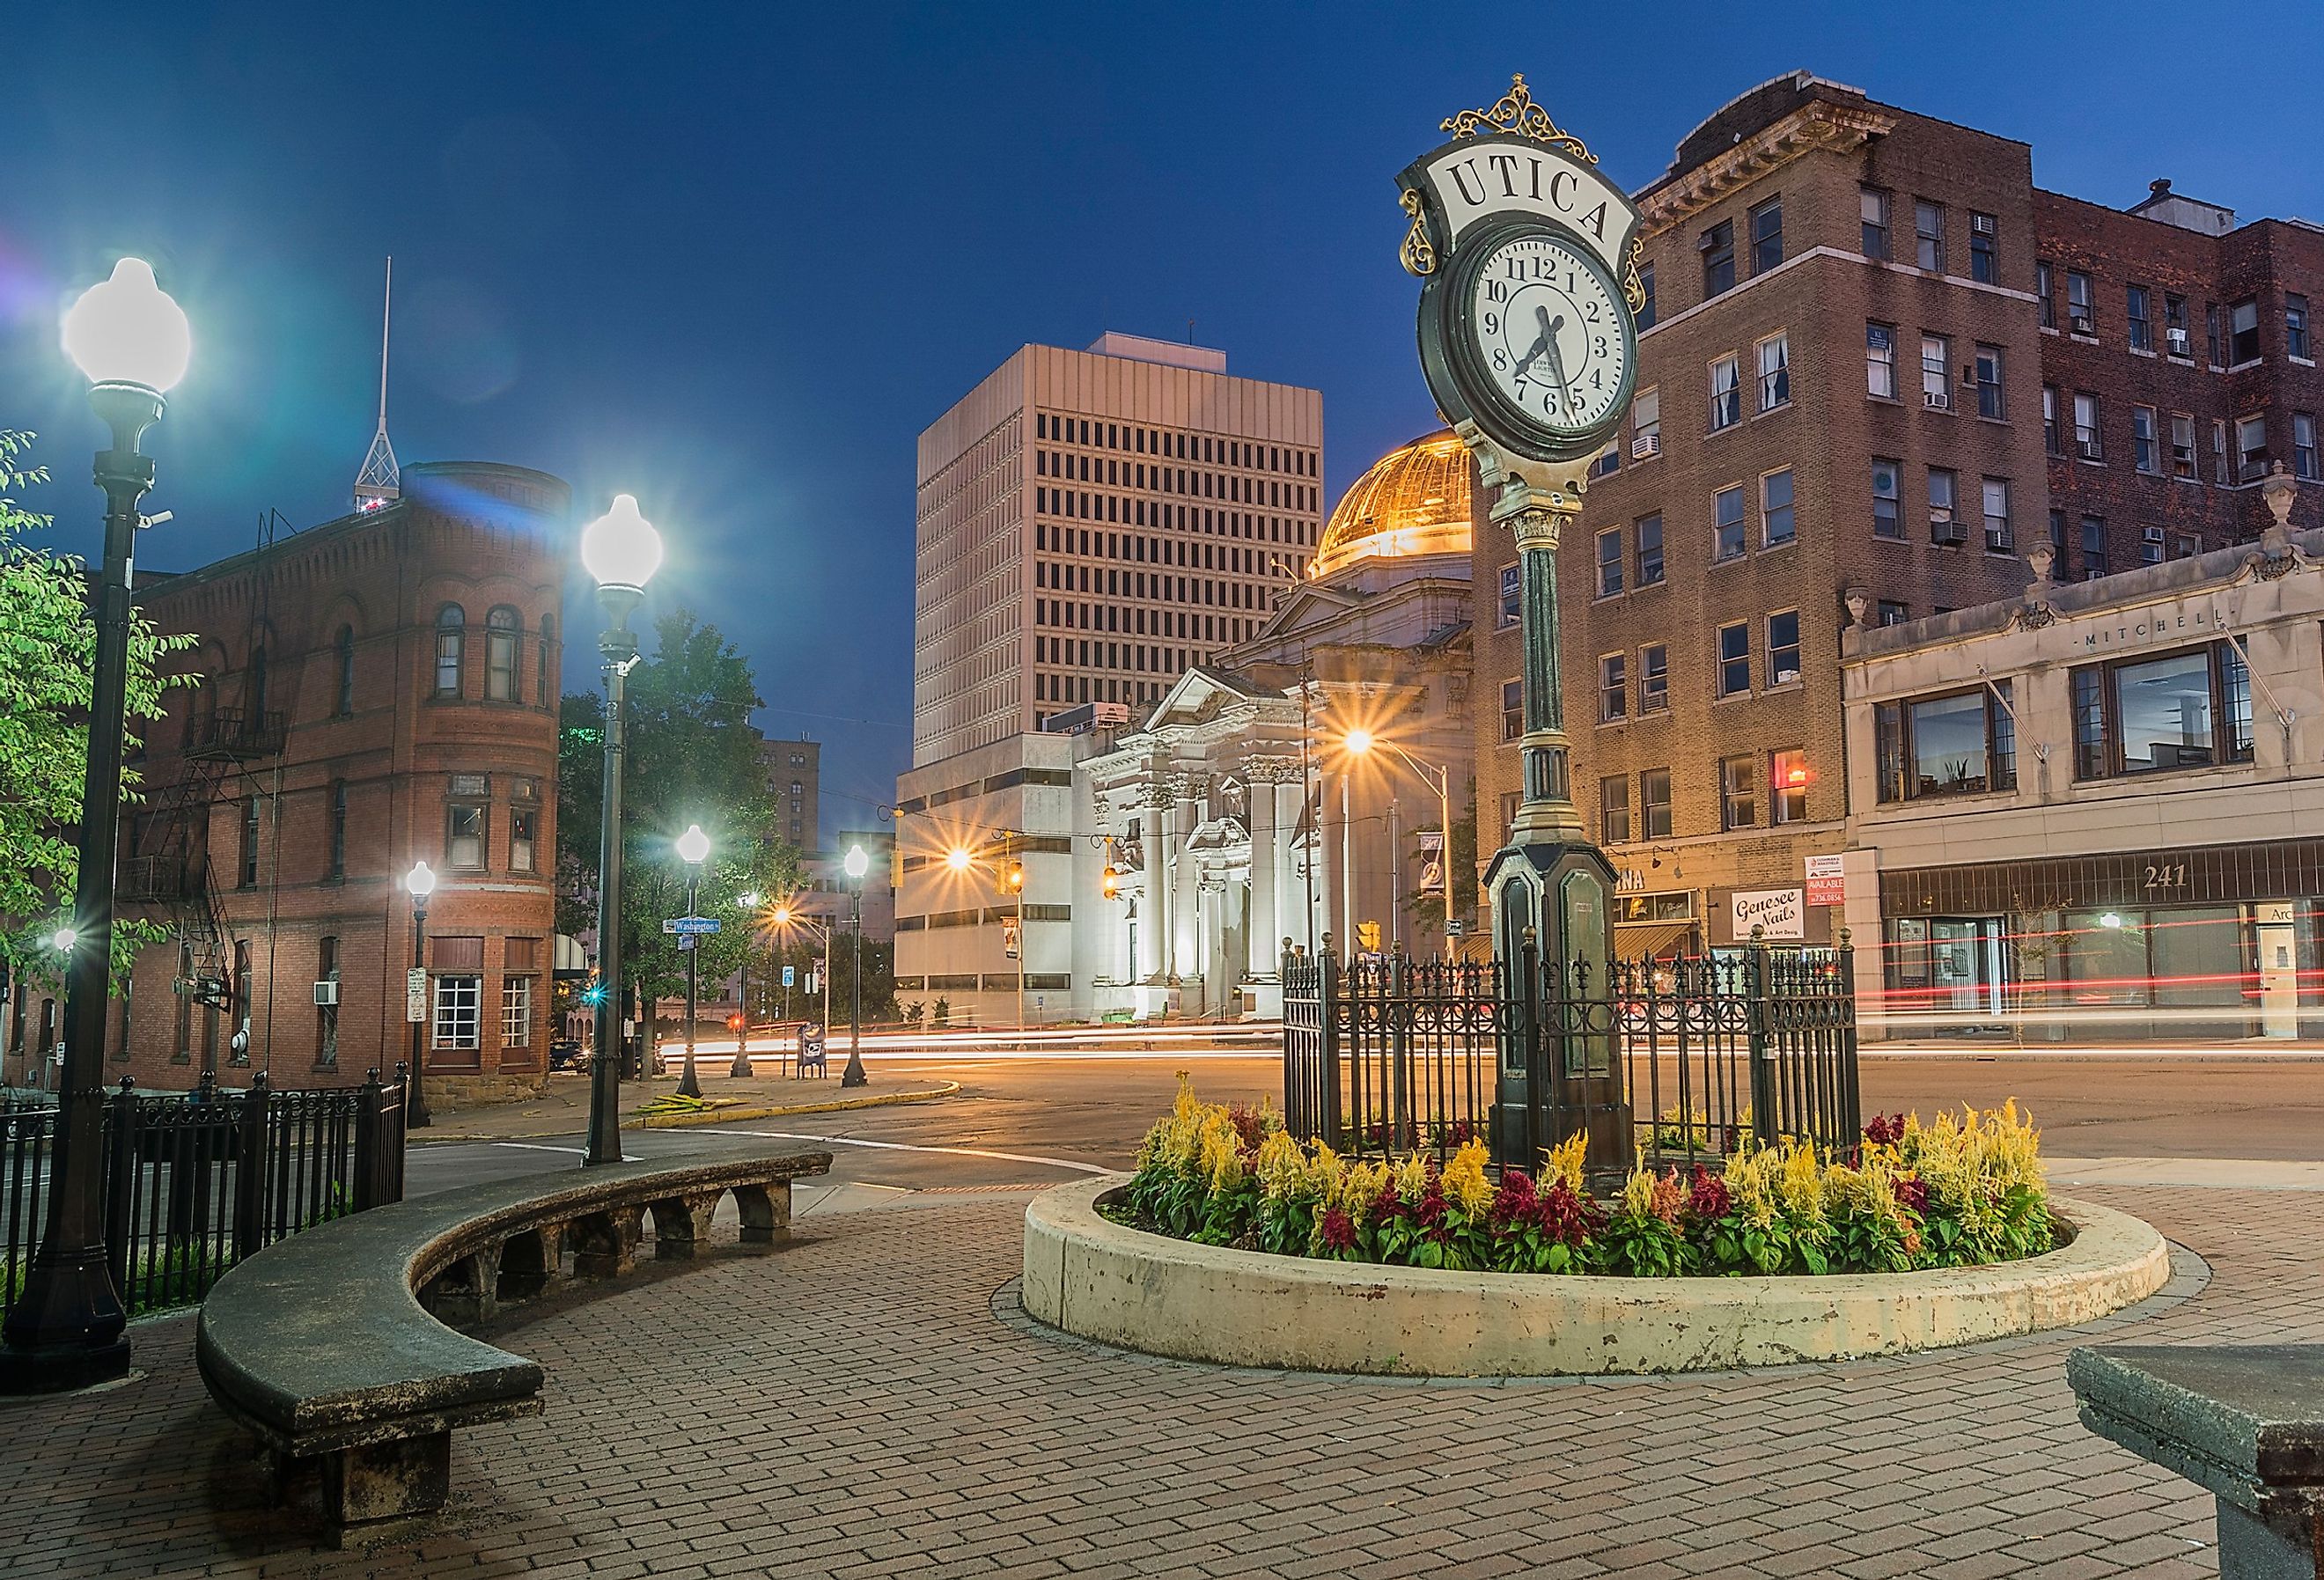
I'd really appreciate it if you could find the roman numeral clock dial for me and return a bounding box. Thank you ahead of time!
[1466,231,1629,444]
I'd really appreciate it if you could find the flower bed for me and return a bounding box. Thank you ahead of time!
[1110,1078,2056,1280]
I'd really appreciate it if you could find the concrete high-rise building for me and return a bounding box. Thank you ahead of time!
[912,333,1325,765]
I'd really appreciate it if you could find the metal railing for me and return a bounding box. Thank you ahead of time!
[1,1068,407,1319]
[1282,939,1860,1172]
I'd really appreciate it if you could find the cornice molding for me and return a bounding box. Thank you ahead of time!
[1639,101,1896,237]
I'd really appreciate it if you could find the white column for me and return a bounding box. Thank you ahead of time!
[1245,759,1289,981]
[1172,775,1204,981]
[1140,781,1173,983]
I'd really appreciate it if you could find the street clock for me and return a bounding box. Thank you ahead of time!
[1399,76,1644,468]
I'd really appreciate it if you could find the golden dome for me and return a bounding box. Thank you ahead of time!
[1308,430,1475,580]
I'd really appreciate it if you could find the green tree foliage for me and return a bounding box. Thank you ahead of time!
[0,430,195,995]
[555,609,801,1012]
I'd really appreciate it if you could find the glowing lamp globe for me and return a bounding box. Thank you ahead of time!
[945,846,974,871]
[738,890,762,910]
[579,494,665,592]
[404,859,438,900]
[62,258,191,393]
[843,845,870,880]
[1344,728,1375,756]
[49,927,77,954]
[676,824,711,866]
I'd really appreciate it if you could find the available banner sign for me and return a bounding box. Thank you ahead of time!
[1729,887,1806,941]
[1804,854,1846,908]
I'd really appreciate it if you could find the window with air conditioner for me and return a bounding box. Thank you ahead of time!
[1928,467,1960,544]
[1969,212,1997,283]
[1921,334,1952,408]
[1631,386,1660,458]
[2066,269,2095,334]
[1982,478,2013,554]
[2073,392,2102,460]
[2142,526,2166,565]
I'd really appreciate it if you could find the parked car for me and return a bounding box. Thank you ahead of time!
[548,1038,590,1073]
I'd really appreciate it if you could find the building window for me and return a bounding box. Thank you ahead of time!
[1866,322,1897,399]
[2214,418,2232,484]
[537,614,555,708]
[1767,610,1800,685]
[2132,407,2159,474]
[2291,295,2312,360]
[434,605,465,695]
[1639,644,1668,714]
[1599,654,1628,723]
[1750,196,1783,273]
[2042,386,2061,455]
[239,795,260,887]
[1969,211,1997,283]
[1875,685,2018,802]
[1637,262,1656,330]
[510,806,537,873]
[1641,769,1673,840]
[1497,563,1519,628]
[2171,413,2198,480]
[2070,643,2253,779]
[1878,599,1908,627]
[2127,285,2152,352]
[1872,459,1901,540]
[335,625,355,716]
[1717,621,1749,697]
[328,779,348,879]
[1771,749,1809,824]
[1589,438,1621,480]
[1636,513,1665,585]
[1595,528,1623,597]
[1982,478,2013,554]
[486,606,520,702]
[1914,200,1945,271]
[2142,526,2166,566]
[1756,333,1790,411]
[316,935,339,1068]
[1860,187,1891,259]
[1709,354,1740,430]
[1761,468,1795,547]
[2239,415,2269,481]
[1719,755,1756,831]
[1501,680,1523,742]
[2073,392,2102,460]
[1701,219,1735,298]
[2295,413,2320,481]
[447,802,486,870]
[2081,515,2109,577]
[1921,333,1952,408]
[433,973,482,1051]
[1928,467,1960,545]
[2036,261,2056,328]
[1974,345,2005,420]
[1632,386,1660,455]
[2230,298,2261,364]
[2066,269,2095,334]
[2208,302,2224,366]
[1599,776,1630,844]
[1711,484,1746,562]
[502,974,533,1049]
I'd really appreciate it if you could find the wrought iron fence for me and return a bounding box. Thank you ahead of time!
[1282,939,1860,1173]
[1,1068,407,1319]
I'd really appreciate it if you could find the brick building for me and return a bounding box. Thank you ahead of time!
[755,731,820,852]
[4,462,570,1095]
[1472,71,2324,959]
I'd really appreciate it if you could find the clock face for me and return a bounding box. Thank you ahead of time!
[1460,229,1631,446]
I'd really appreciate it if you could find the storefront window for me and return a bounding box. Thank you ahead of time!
[2070,643,2254,779]
[1874,684,2015,802]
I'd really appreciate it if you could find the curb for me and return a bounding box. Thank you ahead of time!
[416,1081,960,1143]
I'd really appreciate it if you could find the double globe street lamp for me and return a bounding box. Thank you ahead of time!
[673,823,711,1099]
[0,259,191,1393]
[404,860,438,1127]
[729,890,762,1080]
[578,494,664,1167]
[840,844,871,1088]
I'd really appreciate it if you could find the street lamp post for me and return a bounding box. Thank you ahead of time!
[1,259,191,1394]
[841,844,870,1087]
[772,902,834,1064]
[674,824,710,1099]
[729,890,761,1078]
[578,494,663,1167]
[1344,731,1457,962]
[404,861,436,1128]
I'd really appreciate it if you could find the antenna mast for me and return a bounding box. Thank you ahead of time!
[353,256,401,510]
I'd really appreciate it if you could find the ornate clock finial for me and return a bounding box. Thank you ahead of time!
[1441,72,1598,165]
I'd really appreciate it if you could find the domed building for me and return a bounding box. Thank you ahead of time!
[1077,430,1485,1018]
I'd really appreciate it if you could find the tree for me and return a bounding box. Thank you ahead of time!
[0,430,194,997]
[556,608,802,1021]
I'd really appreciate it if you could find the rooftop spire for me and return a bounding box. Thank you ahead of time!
[353,256,400,510]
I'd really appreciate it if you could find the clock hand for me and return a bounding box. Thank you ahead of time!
[1540,329,1575,418]
[1511,309,1562,381]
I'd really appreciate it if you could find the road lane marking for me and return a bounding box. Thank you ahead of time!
[491,1142,588,1156]
[720,1129,1114,1175]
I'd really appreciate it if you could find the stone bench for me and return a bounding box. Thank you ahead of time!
[195,1144,830,1544]
[2069,1345,2324,1577]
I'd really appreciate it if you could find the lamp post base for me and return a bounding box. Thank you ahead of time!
[0,1251,131,1396]
[840,1055,867,1088]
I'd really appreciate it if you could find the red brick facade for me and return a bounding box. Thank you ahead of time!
[0,463,568,1094]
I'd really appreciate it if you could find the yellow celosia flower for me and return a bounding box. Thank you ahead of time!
[1542,1131,1587,1192]
[1253,1129,1305,1202]
[1620,1165,1657,1219]
[1394,1149,1432,1202]
[1443,1139,1493,1216]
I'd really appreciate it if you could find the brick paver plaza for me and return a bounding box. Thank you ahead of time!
[2,1180,2284,1578]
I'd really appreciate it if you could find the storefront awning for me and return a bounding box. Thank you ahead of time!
[1613,920,1695,960]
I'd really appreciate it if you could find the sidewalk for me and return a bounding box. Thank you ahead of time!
[416,1069,957,1143]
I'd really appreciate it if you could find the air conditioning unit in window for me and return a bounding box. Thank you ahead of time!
[2167,327,2192,356]
[313,981,339,1007]
[2077,438,2103,461]
[1923,391,1951,410]
[1631,432,1661,459]
[1931,513,1967,546]
[2070,312,2095,334]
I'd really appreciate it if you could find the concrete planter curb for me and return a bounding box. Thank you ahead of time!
[1021,1174,2172,1376]
[627,1081,960,1131]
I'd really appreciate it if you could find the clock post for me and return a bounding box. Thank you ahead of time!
[1397,76,1644,1173]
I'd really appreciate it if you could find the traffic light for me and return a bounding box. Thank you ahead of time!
[1100,864,1119,900]
[1006,860,1025,893]
[581,980,607,1007]
[727,1013,745,1033]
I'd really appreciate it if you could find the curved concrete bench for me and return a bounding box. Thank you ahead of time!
[1023,1175,2170,1376]
[197,1144,829,1543]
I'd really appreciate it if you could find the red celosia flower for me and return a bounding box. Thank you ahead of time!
[1687,1164,1732,1222]
[1319,1207,1357,1252]
[1490,1167,1539,1224]
[1370,1180,1404,1224]
[1894,1174,1930,1216]
[1227,1106,1266,1150]
[1864,1112,1907,1147]
[1534,1179,1605,1246]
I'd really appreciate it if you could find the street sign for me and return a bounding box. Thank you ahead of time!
[662,915,722,935]
[781,966,796,988]
[405,967,427,1024]
[677,934,695,952]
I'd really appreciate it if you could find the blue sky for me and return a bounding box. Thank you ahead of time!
[6,1,2320,836]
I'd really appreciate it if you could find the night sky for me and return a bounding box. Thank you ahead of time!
[7,2,2319,837]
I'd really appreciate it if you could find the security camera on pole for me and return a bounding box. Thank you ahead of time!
[1399,76,1644,1172]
